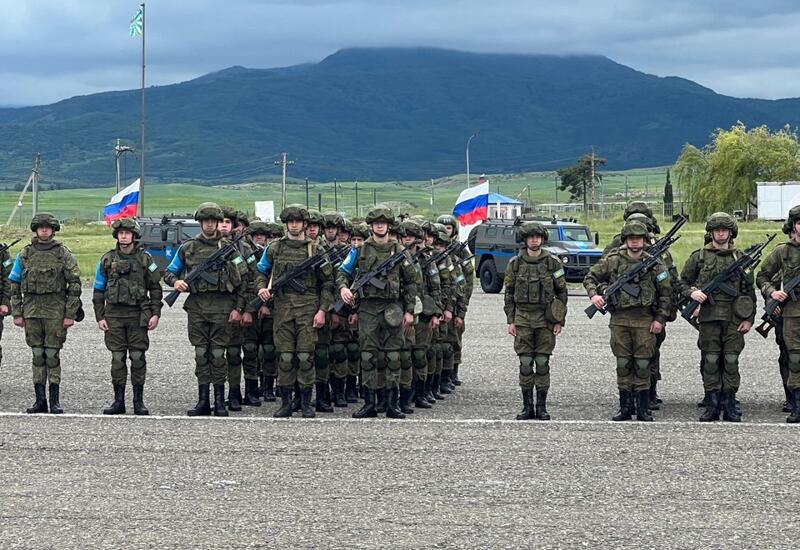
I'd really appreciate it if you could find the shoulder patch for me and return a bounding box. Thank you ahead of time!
[553,268,565,279]
[246,254,256,264]
[148,262,159,272]
[3,258,12,267]
[232,256,244,265]
[657,270,669,282]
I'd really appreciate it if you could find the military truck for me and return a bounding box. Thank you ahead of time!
[137,216,201,273]
[468,217,602,293]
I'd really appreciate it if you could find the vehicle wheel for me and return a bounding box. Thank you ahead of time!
[479,259,503,294]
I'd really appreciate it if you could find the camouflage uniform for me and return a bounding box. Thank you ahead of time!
[680,213,755,422]
[584,220,671,421]
[92,218,162,415]
[344,223,371,401]
[8,213,83,414]
[164,202,247,417]
[504,222,568,420]
[0,239,13,390]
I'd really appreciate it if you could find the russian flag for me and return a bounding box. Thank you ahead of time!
[104,178,140,225]
[453,181,489,226]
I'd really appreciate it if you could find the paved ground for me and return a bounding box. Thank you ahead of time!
[0,289,798,548]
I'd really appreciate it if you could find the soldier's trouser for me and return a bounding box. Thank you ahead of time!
[442,322,458,373]
[433,326,444,376]
[698,321,744,392]
[226,325,244,389]
[0,319,4,370]
[244,317,270,382]
[331,318,352,380]
[413,316,434,382]
[454,320,465,365]
[103,316,150,386]
[256,317,277,378]
[781,317,800,391]
[187,314,231,385]
[776,317,790,390]
[273,305,317,389]
[346,341,360,377]
[315,318,331,385]
[24,318,66,385]
[358,303,404,390]
[514,325,556,390]
[400,327,415,389]
[650,327,667,381]
[610,324,655,392]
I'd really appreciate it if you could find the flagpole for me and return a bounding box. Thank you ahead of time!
[139,2,146,216]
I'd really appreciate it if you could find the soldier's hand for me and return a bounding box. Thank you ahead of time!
[13,316,24,328]
[63,318,75,329]
[429,316,440,329]
[240,312,253,327]
[590,295,606,310]
[650,320,664,334]
[553,323,562,336]
[507,323,517,336]
[738,320,753,333]
[174,279,189,292]
[147,315,160,331]
[454,316,464,329]
[690,289,707,303]
[443,310,453,322]
[331,314,341,330]
[772,290,789,302]
[402,312,414,328]
[340,287,355,306]
[348,313,359,325]
[0,305,8,316]
[313,309,326,328]
[228,309,242,324]
[97,319,109,332]
[258,305,271,318]
[258,288,271,302]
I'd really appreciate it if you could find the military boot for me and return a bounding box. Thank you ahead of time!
[782,384,792,413]
[452,364,462,386]
[386,387,406,419]
[425,375,437,404]
[612,390,632,421]
[697,391,711,408]
[375,388,387,413]
[699,391,720,422]
[103,384,126,415]
[315,382,334,413]
[301,387,316,418]
[399,387,414,414]
[516,388,535,420]
[431,374,445,400]
[273,386,293,418]
[345,375,358,403]
[291,382,302,412]
[242,379,262,407]
[535,389,551,421]
[48,384,64,414]
[227,386,243,412]
[263,376,277,402]
[439,370,453,394]
[187,384,211,416]
[414,379,432,409]
[333,378,348,407]
[721,391,741,422]
[787,389,800,424]
[132,384,149,416]
[213,384,229,417]
[649,380,661,410]
[26,384,48,414]
[636,391,653,421]
[352,388,378,418]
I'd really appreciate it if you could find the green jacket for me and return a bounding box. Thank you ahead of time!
[757,240,800,318]
[92,245,163,321]
[504,249,568,327]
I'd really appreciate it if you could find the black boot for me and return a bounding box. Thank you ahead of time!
[782,384,792,413]
[375,388,387,413]
[636,391,654,421]
[48,384,64,414]
[273,386,293,418]
[440,370,453,394]
[721,391,741,422]
[787,389,800,424]
[227,386,242,411]
[132,384,149,416]
[612,390,632,421]
[291,382,302,412]
[333,378,348,407]
[649,380,661,410]
[535,389,551,421]
[697,391,711,408]
[432,374,445,400]
[213,384,229,417]
[699,391,720,422]
[103,384,126,415]
[263,376,277,402]
[353,388,378,418]
[187,384,211,416]
[399,387,414,414]
[242,379,262,407]
[414,379,432,409]
[345,375,358,403]
[26,383,48,414]
[425,375,437,404]
[386,387,406,419]
[452,364,462,386]
[315,382,334,413]
[516,388,535,420]
[301,387,316,418]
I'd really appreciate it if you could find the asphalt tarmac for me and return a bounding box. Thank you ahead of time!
[1,289,798,548]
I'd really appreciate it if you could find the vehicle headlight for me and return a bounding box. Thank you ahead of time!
[561,256,569,264]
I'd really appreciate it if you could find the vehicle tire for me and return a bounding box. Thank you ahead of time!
[479,258,503,294]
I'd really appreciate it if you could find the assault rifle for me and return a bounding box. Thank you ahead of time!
[680,233,776,323]
[0,238,21,255]
[420,240,469,272]
[755,272,800,338]
[164,234,246,307]
[584,216,685,319]
[248,244,351,310]
[333,246,414,315]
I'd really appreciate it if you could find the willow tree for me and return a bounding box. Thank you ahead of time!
[673,123,800,221]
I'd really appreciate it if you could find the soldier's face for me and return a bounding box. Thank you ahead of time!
[307,224,321,238]
[201,219,218,236]
[793,222,800,241]
[526,236,543,250]
[372,222,389,237]
[287,220,305,237]
[338,231,351,244]
[444,224,455,237]
[251,234,267,246]
[351,236,365,245]
[424,234,434,246]
[36,226,53,240]
[117,230,134,246]
[713,228,730,244]
[325,227,339,241]
[402,235,416,247]
[218,218,234,235]
[626,236,644,252]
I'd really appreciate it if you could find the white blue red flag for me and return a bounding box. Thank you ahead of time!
[453,181,489,226]
[104,178,140,224]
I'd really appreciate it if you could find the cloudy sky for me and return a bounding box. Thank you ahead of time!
[1,0,799,106]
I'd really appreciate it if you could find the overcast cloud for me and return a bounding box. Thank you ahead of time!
[1,0,799,106]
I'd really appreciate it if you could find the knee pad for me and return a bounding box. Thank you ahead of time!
[297,352,313,371]
[260,344,277,363]
[412,348,428,370]
[519,355,535,376]
[226,346,242,365]
[314,345,329,366]
[331,343,347,363]
[634,358,650,379]
[210,348,226,363]
[442,343,454,358]
[723,353,739,374]
[534,355,550,376]
[129,350,146,370]
[44,348,60,368]
[278,352,294,371]
[361,351,376,371]
[195,346,209,362]
[32,347,46,367]
[386,351,401,370]
[426,348,435,362]
[702,353,721,375]
[789,352,800,373]
[616,357,632,377]
[346,343,360,362]
[111,351,127,364]
[399,349,412,369]
[242,343,258,359]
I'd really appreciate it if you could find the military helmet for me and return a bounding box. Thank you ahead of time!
[194,202,223,222]
[341,219,354,235]
[266,222,285,237]
[705,212,738,239]
[623,201,653,220]
[323,211,344,229]
[352,222,370,239]
[236,210,250,227]
[620,220,649,240]
[625,213,654,233]
[247,220,270,236]
[432,222,451,244]
[221,206,239,227]
[280,203,309,223]
[111,217,141,239]
[390,220,406,238]
[400,219,423,239]
[420,220,436,236]
[783,205,800,234]
[436,214,459,230]
[365,206,395,224]
[518,221,548,243]
[304,208,324,227]
[30,212,60,232]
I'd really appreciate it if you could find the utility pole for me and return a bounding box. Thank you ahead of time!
[554,172,558,203]
[139,2,146,215]
[32,153,41,215]
[373,189,377,205]
[430,179,435,211]
[355,180,359,215]
[466,132,478,189]
[305,178,309,208]
[274,152,294,210]
[334,178,338,211]
[6,155,40,226]
[624,175,629,201]
[114,139,136,193]
[588,146,596,215]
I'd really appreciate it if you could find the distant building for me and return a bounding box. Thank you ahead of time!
[487,192,523,219]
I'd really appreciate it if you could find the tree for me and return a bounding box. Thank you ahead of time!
[674,123,800,221]
[557,153,606,212]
